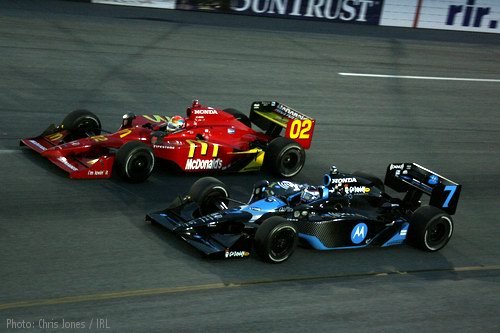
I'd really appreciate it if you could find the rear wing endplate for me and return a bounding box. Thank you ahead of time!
[249,101,315,149]
[385,163,461,215]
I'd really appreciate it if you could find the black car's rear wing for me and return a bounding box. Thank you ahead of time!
[249,101,315,149]
[385,163,461,215]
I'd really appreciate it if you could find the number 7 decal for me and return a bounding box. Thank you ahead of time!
[442,185,457,208]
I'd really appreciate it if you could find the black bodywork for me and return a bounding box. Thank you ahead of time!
[146,163,461,261]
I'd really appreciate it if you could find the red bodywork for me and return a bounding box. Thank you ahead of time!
[20,101,315,179]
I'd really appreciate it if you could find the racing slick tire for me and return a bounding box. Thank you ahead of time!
[264,137,305,178]
[61,109,102,138]
[115,141,155,182]
[255,217,298,263]
[223,108,252,128]
[189,177,229,215]
[408,205,453,252]
[352,171,385,192]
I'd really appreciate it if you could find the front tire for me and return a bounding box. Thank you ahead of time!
[264,137,305,178]
[408,206,453,252]
[189,177,229,215]
[115,141,155,182]
[61,109,101,138]
[255,217,298,263]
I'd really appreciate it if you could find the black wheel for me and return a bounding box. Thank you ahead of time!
[61,109,101,138]
[352,171,385,192]
[255,217,298,263]
[115,141,155,182]
[408,206,453,252]
[189,177,229,215]
[264,137,305,178]
[223,108,252,128]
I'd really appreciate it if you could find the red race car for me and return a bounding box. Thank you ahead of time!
[20,100,316,182]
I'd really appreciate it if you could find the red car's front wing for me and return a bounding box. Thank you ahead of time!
[20,137,115,179]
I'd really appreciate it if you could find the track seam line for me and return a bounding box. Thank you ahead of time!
[1,264,499,310]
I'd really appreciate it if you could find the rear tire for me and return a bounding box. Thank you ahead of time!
[223,108,252,128]
[115,141,155,182]
[189,177,229,215]
[255,217,297,263]
[61,109,101,138]
[408,206,453,252]
[264,137,305,178]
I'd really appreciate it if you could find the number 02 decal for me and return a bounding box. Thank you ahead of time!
[289,119,312,139]
[90,135,108,142]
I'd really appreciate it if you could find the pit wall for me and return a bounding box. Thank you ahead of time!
[91,0,500,34]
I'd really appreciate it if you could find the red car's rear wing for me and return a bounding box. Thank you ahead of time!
[249,101,315,149]
[385,163,461,215]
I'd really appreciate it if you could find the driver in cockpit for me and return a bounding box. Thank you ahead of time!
[150,115,187,144]
[299,186,321,204]
[164,115,186,132]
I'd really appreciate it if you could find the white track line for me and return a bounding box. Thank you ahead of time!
[339,72,500,82]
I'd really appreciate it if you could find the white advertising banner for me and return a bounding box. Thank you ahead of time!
[91,0,176,9]
[381,0,500,33]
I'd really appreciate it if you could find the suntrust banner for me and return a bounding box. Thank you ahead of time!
[230,0,384,24]
[92,0,383,24]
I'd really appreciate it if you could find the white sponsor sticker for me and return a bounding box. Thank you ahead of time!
[88,170,108,176]
[346,186,369,194]
[225,250,250,258]
[29,140,47,151]
[185,158,223,170]
[57,157,78,171]
[192,109,218,115]
[330,177,358,184]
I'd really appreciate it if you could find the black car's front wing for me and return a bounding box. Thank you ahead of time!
[146,210,254,259]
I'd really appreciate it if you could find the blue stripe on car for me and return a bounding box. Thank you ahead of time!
[381,223,409,247]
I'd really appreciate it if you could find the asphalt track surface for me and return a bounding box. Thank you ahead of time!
[1,1,499,332]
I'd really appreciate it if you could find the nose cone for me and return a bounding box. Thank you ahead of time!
[41,146,62,158]
[41,140,91,157]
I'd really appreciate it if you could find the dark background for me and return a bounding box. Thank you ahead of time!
[0,1,499,332]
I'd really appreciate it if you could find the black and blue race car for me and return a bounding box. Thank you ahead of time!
[146,163,461,263]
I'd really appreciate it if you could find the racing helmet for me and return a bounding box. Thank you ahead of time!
[330,165,339,175]
[300,186,320,203]
[122,112,136,127]
[166,115,185,132]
